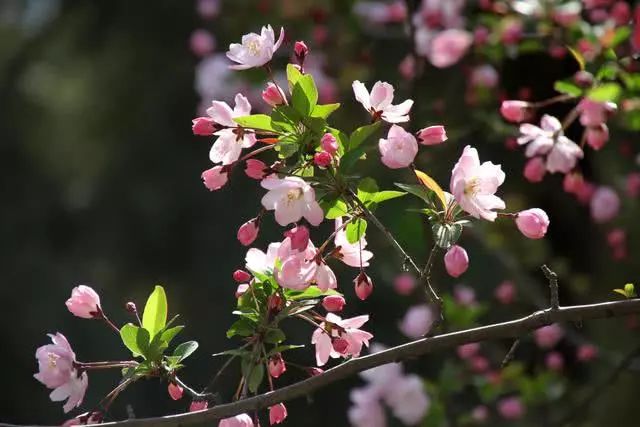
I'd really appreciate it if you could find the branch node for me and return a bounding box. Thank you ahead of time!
[542,264,560,310]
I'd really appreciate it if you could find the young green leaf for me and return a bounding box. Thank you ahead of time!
[286,63,303,88]
[120,323,144,357]
[159,325,184,347]
[554,80,582,97]
[267,344,305,357]
[291,74,318,116]
[322,198,349,219]
[142,285,168,338]
[349,121,382,150]
[264,328,286,344]
[371,191,406,204]
[357,178,379,204]
[311,103,340,119]
[248,363,264,393]
[173,341,199,362]
[234,114,276,132]
[346,218,368,244]
[587,83,622,103]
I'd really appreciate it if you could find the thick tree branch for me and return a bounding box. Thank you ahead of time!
[6,299,640,427]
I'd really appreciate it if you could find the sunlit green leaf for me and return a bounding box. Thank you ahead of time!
[142,286,167,338]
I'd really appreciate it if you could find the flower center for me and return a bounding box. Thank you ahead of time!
[464,177,480,196]
[246,39,262,56]
[47,352,59,368]
[286,188,303,203]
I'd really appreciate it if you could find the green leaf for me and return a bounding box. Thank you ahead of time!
[609,26,631,49]
[142,286,168,338]
[596,63,619,81]
[587,83,622,103]
[414,169,447,210]
[248,363,264,393]
[339,144,372,172]
[285,286,341,301]
[227,317,257,339]
[120,323,143,357]
[234,114,276,132]
[567,46,585,71]
[346,218,368,244]
[267,344,305,357]
[311,103,340,119]
[286,63,303,88]
[432,223,463,249]
[173,341,199,362]
[291,74,318,116]
[264,328,286,344]
[357,178,379,203]
[160,326,184,347]
[349,122,381,150]
[554,80,582,97]
[372,191,406,204]
[322,198,349,219]
[395,183,434,205]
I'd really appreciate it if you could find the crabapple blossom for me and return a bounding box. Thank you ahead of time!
[546,136,584,174]
[283,225,310,251]
[34,333,77,390]
[470,64,499,88]
[261,83,285,107]
[577,344,598,362]
[428,29,473,68]
[268,354,286,378]
[456,343,480,360]
[352,80,413,123]
[201,166,228,191]
[313,151,332,168]
[546,351,564,371]
[444,245,469,277]
[500,100,529,123]
[190,29,216,57]
[517,114,562,157]
[471,405,489,422]
[269,403,288,425]
[320,133,339,155]
[585,124,609,150]
[417,125,447,145]
[348,389,386,427]
[167,383,183,400]
[577,98,616,127]
[235,283,249,298]
[293,41,309,63]
[399,304,434,338]
[233,269,251,283]
[225,25,284,70]
[450,145,505,221]
[189,400,208,412]
[334,218,373,268]
[495,280,516,304]
[590,186,620,223]
[523,157,546,183]
[393,273,416,295]
[386,375,431,425]
[196,0,220,19]
[50,372,89,414]
[322,295,346,312]
[260,176,324,226]
[66,285,101,319]
[314,262,338,292]
[515,208,550,239]
[534,324,564,349]
[454,284,476,306]
[498,396,525,420]
[191,117,217,136]
[218,414,254,427]
[311,313,373,366]
[237,219,259,246]
[207,94,257,165]
[625,172,640,197]
[245,159,268,180]
[378,125,418,169]
[354,271,374,300]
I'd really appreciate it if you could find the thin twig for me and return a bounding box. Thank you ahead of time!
[501,339,521,367]
[542,265,560,310]
[12,299,640,427]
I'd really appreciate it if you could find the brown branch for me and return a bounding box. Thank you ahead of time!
[8,299,640,427]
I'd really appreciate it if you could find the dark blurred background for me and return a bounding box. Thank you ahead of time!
[1,1,639,426]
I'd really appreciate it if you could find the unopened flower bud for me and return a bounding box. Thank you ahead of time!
[237,219,259,246]
[444,245,469,278]
[261,83,285,107]
[233,270,252,283]
[515,208,550,239]
[66,286,102,319]
[168,383,184,401]
[322,295,346,312]
[294,41,309,64]
[500,100,529,123]
[268,353,287,378]
[314,151,332,168]
[320,133,338,155]
[353,271,373,300]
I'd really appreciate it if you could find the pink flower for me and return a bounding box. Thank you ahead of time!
[261,83,285,107]
[202,166,228,191]
[515,208,550,239]
[386,375,431,424]
[586,124,609,150]
[245,159,268,180]
[283,225,310,251]
[197,0,220,19]
[192,117,217,136]
[189,400,208,412]
[534,324,564,349]
[268,354,287,378]
[207,94,257,165]
[190,29,216,57]
[471,405,489,422]
[237,219,259,246]
[428,29,473,68]
[218,414,254,427]
[393,273,415,295]
[456,343,480,360]
[62,412,102,426]
[66,286,101,319]
[311,313,373,366]
[523,157,546,183]
[269,403,288,425]
[578,99,616,127]
[517,114,561,157]
[294,41,309,63]
[590,186,620,223]
[261,176,324,226]
[471,64,499,88]
[495,280,516,304]
[168,383,183,400]
[399,305,434,338]
[378,125,418,169]
[313,151,332,168]
[352,80,413,123]
[545,351,564,371]
[501,20,523,45]
[500,100,530,123]
[320,133,339,155]
[546,137,583,174]
[35,333,88,413]
[444,245,469,278]
[322,295,346,312]
[625,173,640,197]
[454,284,476,306]
[235,284,249,298]
[334,218,373,268]
[233,269,251,283]
[577,344,598,362]
[276,249,317,291]
[226,25,284,70]
[348,391,386,427]
[498,396,525,420]
[354,271,374,300]
[450,145,505,221]
[417,125,448,145]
